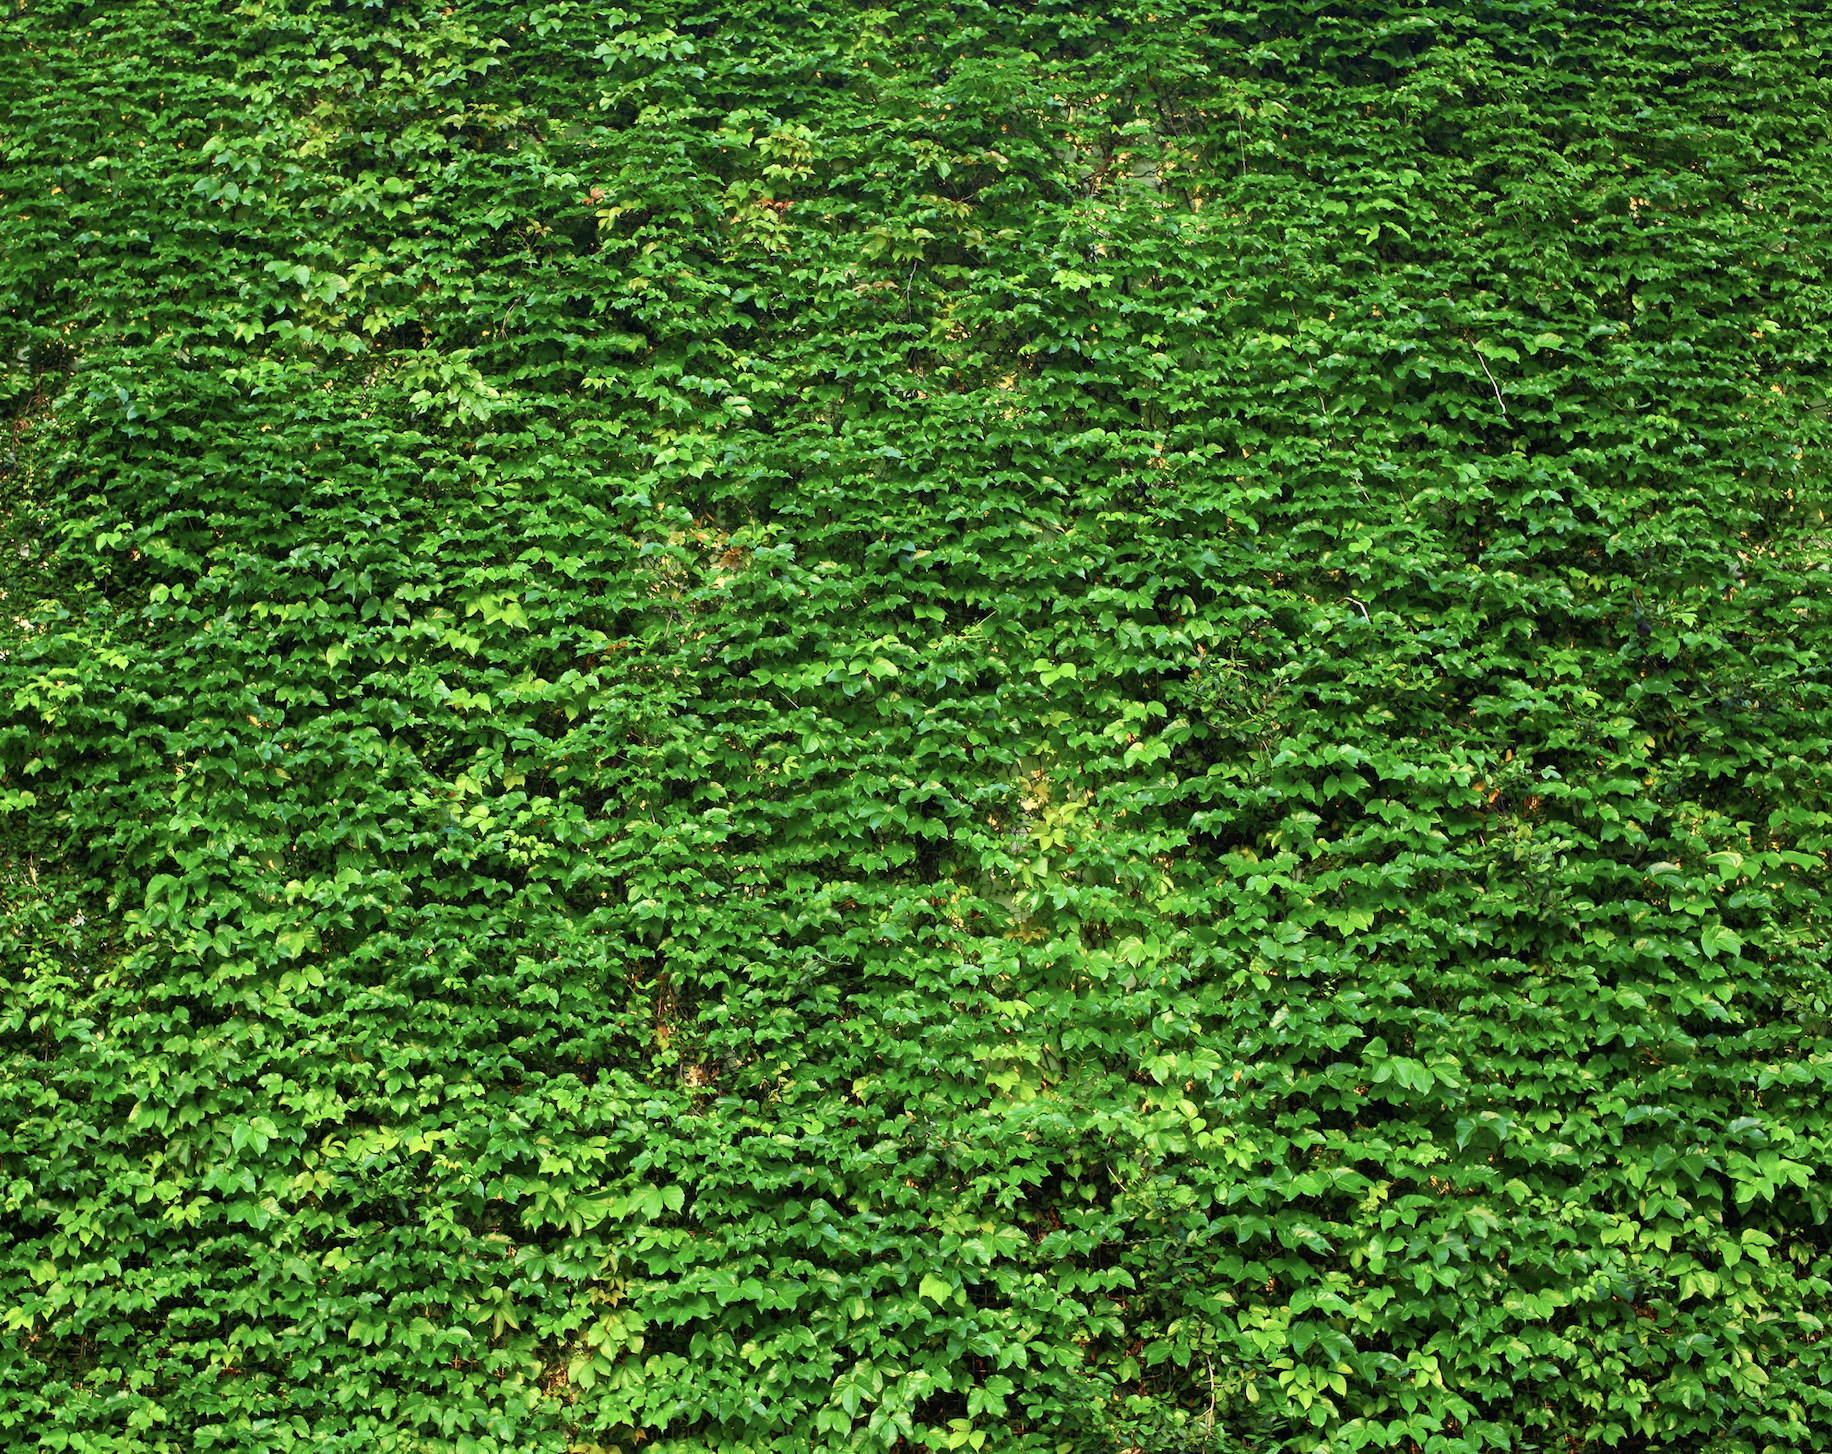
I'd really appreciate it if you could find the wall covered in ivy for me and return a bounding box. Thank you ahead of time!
[3,2,1831,1451]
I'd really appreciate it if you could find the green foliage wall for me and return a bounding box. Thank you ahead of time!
[4,2,1832,1450]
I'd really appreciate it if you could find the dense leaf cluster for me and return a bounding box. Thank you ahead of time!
[4,1,1832,1450]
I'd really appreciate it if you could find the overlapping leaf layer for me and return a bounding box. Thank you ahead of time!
[4,2,1832,1450]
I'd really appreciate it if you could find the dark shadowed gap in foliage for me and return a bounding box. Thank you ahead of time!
[2,2,1830,1452]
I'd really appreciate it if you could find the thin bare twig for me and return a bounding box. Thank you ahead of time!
[1470,341,1509,421]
